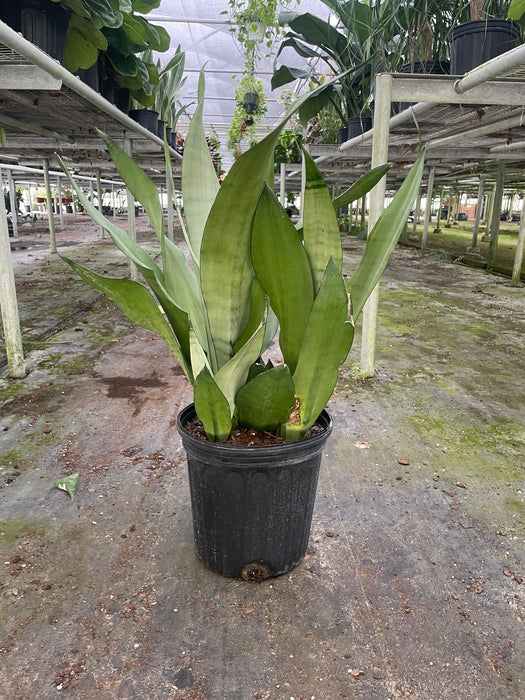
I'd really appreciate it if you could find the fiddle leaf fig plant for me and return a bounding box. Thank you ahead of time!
[57,71,424,443]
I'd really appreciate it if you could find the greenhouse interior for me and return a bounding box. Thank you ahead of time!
[0,1,524,698]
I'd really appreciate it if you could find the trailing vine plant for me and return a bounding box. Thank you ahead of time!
[226,0,298,156]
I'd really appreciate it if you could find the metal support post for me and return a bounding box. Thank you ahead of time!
[421,167,435,256]
[0,168,26,378]
[96,169,104,238]
[410,190,421,239]
[360,73,392,377]
[470,177,485,252]
[42,158,56,253]
[488,164,505,270]
[280,162,286,206]
[166,169,174,241]
[57,176,64,227]
[511,191,525,286]
[7,170,18,239]
[483,185,496,239]
[435,187,444,232]
[124,139,137,280]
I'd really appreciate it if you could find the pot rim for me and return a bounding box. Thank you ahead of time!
[176,403,333,458]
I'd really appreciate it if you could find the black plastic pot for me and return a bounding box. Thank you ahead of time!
[347,116,372,140]
[0,0,68,65]
[157,119,167,139]
[75,63,99,92]
[243,91,259,115]
[177,404,333,580]
[451,20,520,75]
[129,109,159,134]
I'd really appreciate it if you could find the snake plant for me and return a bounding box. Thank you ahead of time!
[57,73,424,442]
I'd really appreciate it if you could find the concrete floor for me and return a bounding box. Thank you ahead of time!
[1,218,524,699]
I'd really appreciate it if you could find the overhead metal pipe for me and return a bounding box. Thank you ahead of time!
[454,43,525,95]
[0,20,181,160]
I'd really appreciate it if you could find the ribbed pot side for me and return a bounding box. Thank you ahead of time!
[177,404,333,580]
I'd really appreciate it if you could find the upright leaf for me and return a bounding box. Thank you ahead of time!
[286,258,354,441]
[199,71,350,369]
[182,71,220,261]
[347,150,425,321]
[194,368,232,442]
[251,185,314,373]
[214,323,266,416]
[302,150,342,291]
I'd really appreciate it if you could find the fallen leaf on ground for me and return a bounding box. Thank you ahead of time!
[354,441,370,449]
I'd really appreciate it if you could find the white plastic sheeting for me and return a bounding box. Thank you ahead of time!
[150,1,332,166]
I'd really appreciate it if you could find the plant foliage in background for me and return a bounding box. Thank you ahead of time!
[272,0,399,126]
[227,75,267,155]
[57,72,424,443]
[50,0,170,107]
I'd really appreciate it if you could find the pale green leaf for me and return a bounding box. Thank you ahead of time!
[97,130,163,239]
[302,149,342,291]
[182,71,220,261]
[61,256,192,379]
[214,322,266,416]
[333,165,390,210]
[161,235,213,364]
[194,367,232,442]
[55,154,191,361]
[347,150,425,321]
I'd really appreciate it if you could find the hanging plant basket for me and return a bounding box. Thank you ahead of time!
[243,91,259,115]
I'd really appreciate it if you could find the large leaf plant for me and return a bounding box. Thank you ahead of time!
[57,72,425,443]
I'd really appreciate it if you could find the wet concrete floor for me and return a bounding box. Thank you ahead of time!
[1,218,524,699]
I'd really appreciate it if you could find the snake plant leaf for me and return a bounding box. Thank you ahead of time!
[161,235,213,364]
[55,155,191,359]
[234,276,266,352]
[236,365,296,432]
[214,322,266,416]
[182,71,220,262]
[285,258,354,441]
[347,149,425,321]
[189,327,210,380]
[61,256,192,379]
[96,131,164,239]
[251,185,314,373]
[194,367,232,442]
[333,164,390,210]
[302,149,342,292]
